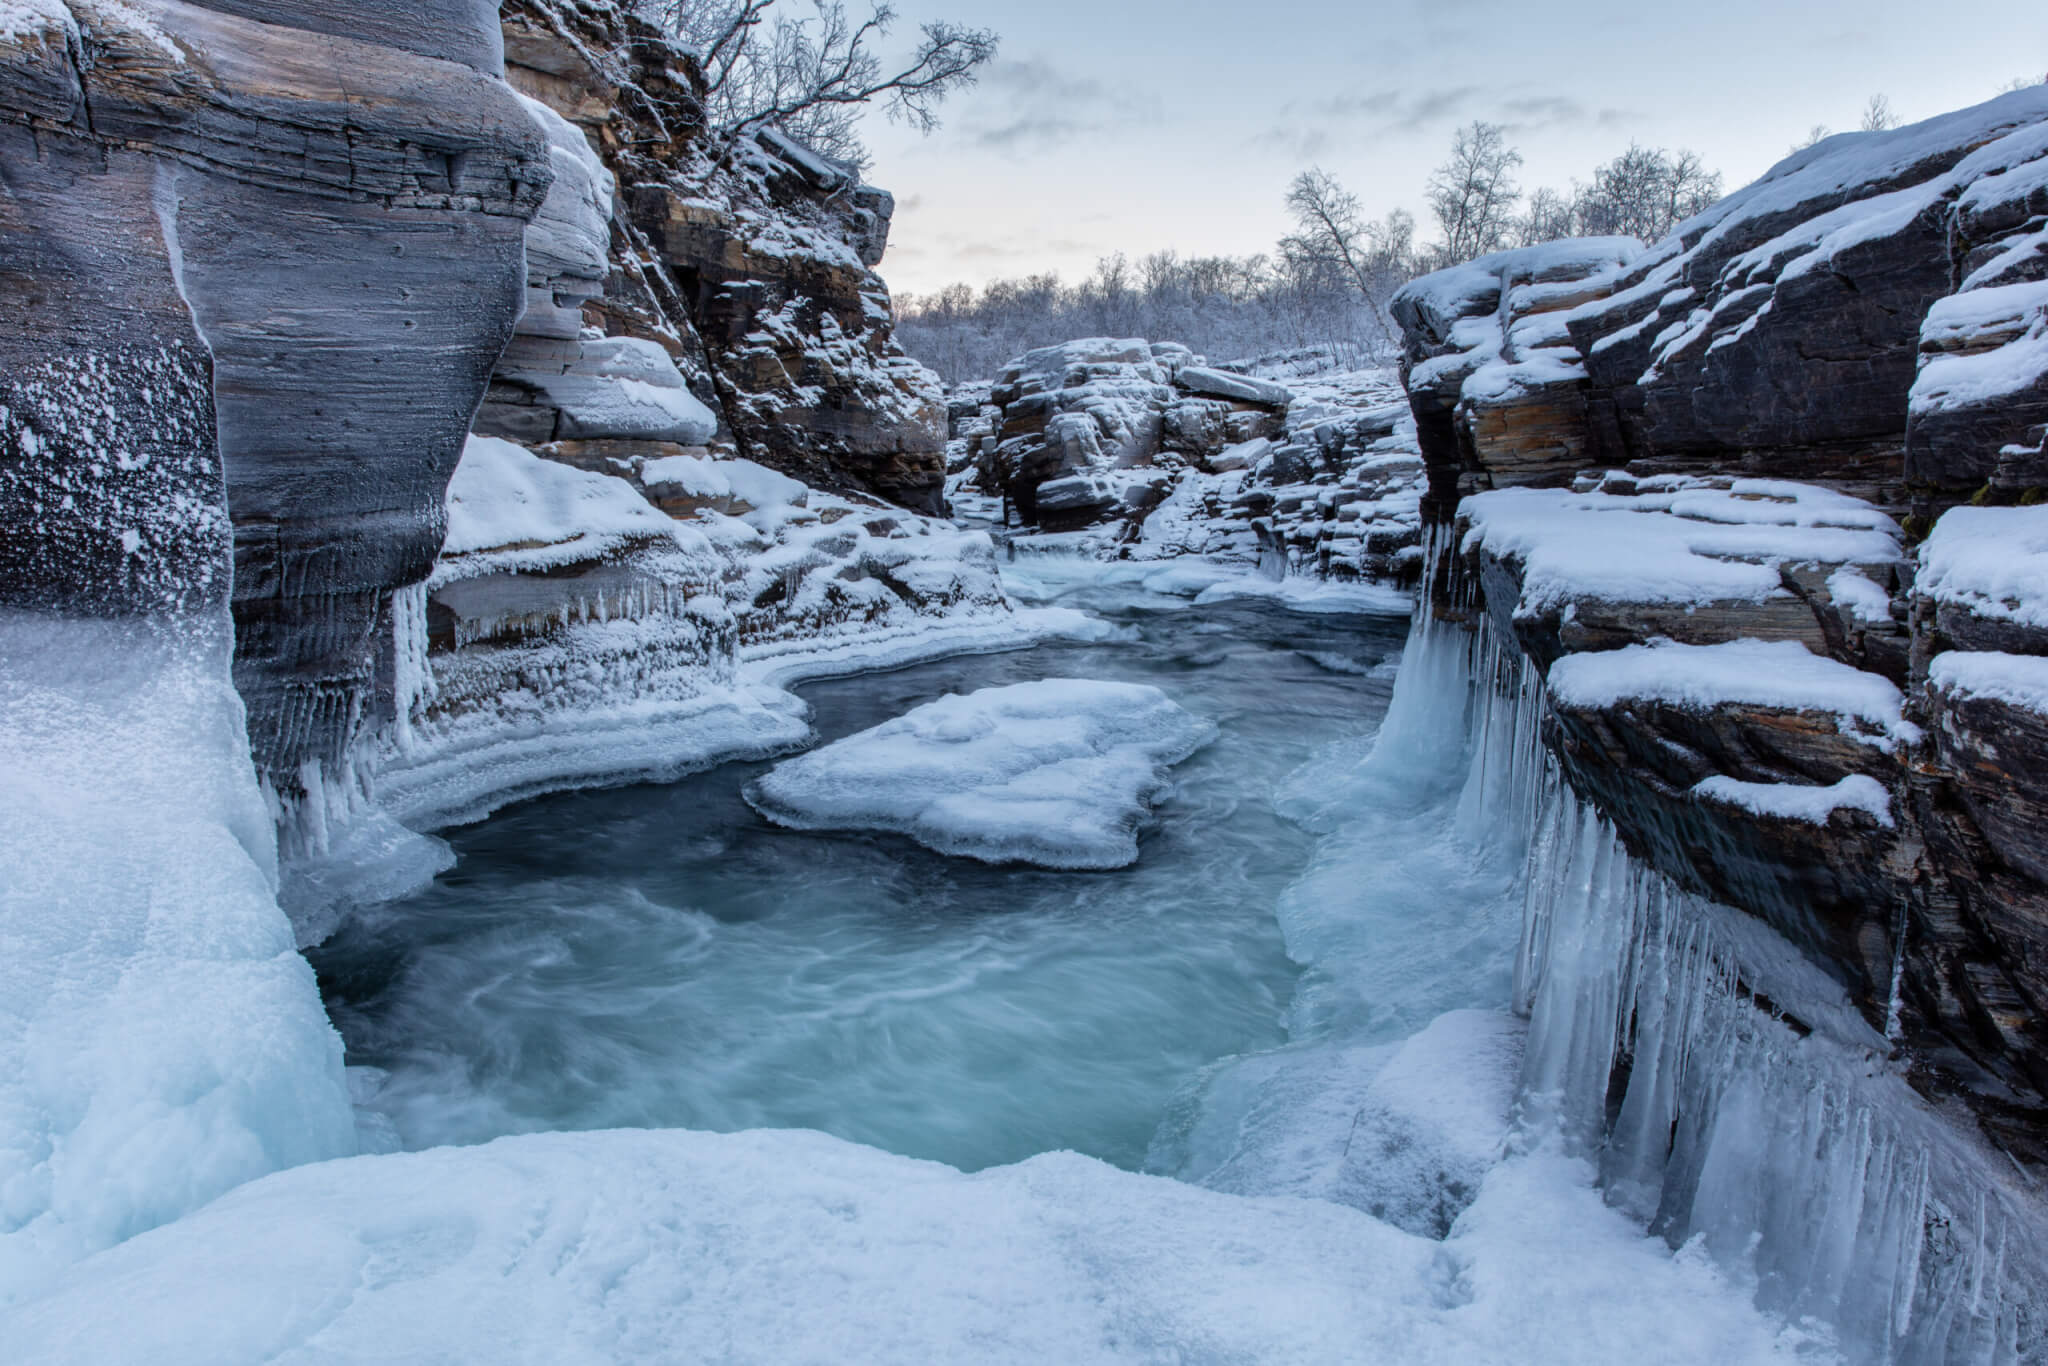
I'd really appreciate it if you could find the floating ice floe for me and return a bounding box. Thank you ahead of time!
[745,679,1213,868]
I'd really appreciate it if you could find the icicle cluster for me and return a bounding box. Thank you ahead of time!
[1408,530,2045,1364]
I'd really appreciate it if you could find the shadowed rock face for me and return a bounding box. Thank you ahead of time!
[1396,94,2048,1159]
[493,0,947,515]
[1,1,551,788]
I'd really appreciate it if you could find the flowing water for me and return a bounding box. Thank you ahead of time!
[311,569,1410,1171]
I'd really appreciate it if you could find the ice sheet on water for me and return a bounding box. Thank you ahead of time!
[745,679,1213,869]
[5,1126,1823,1366]
[0,612,354,1304]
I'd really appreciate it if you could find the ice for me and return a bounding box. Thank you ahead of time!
[1692,774,1895,829]
[0,612,354,1304]
[1153,1011,1524,1238]
[5,1125,1821,1366]
[1546,638,1919,749]
[1917,504,2048,629]
[1928,650,2048,715]
[745,679,1214,869]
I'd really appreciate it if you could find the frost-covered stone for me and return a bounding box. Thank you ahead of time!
[746,680,1213,868]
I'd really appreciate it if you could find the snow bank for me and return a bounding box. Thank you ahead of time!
[642,452,806,510]
[1917,504,2048,629]
[0,613,354,1303]
[1927,649,2048,715]
[745,680,1213,869]
[1463,482,1901,614]
[5,1126,1818,1366]
[1692,774,1894,828]
[1547,639,1919,748]
[439,435,686,571]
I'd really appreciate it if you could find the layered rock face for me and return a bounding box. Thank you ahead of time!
[1395,92,2048,1160]
[943,341,1427,582]
[1,1,547,719]
[963,338,1291,529]
[492,0,945,514]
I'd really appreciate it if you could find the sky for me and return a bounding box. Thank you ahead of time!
[849,0,2048,298]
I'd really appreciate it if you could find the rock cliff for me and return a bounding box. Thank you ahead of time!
[1393,90,2048,1161]
[3,0,980,933]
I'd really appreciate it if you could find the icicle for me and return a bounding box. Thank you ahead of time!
[1397,520,2044,1364]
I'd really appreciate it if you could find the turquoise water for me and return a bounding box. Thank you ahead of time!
[311,583,1407,1171]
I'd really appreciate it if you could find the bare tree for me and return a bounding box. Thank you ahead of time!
[1791,124,1833,155]
[1860,94,1901,132]
[655,1,997,174]
[1514,186,1574,247]
[1567,144,1722,243]
[1279,169,1417,343]
[1425,122,1524,266]
[1999,73,2048,93]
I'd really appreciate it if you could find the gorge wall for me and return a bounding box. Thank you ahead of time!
[2,0,971,920]
[1392,90,2048,1162]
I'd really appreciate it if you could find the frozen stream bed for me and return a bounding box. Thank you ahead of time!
[3,565,1842,1363]
[311,570,1408,1171]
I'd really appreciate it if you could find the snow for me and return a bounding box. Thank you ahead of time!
[1546,639,1919,749]
[3,1124,1823,1366]
[0,612,354,1304]
[1909,280,2048,416]
[745,680,1214,869]
[511,90,613,287]
[1824,566,1893,627]
[1462,483,1901,616]
[1173,365,1293,408]
[1692,774,1895,829]
[1669,86,2048,270]
[1927,649,2048,715]
[0,0,69,43]
[1191,574,1413,615]
[1391,238,1642,342]
[1917,504,2048,628]
[529,338,719,445]
[438,435,683,570]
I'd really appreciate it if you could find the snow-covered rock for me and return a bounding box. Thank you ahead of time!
[746,679,1213,868]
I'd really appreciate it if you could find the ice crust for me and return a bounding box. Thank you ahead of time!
[0,613,354,1303]
[746,679,1213,868]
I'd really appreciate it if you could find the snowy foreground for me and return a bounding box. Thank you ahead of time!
[0,559,1847,1365]
[746,679,1212,868]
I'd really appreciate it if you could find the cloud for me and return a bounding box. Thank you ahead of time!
[1251,83,1641,160]
[1497,95,1641,134]
[952,56,1161,155]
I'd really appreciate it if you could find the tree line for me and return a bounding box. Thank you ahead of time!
[898,125,1726,385]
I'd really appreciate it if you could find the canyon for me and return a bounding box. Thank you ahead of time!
[3,1,2047,1361]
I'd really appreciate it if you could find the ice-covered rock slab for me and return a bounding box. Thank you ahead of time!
[745,680,1213,868]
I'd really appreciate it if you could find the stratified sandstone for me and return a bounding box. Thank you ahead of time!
[1395,91,2048,1159]
[1,0,551,795]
